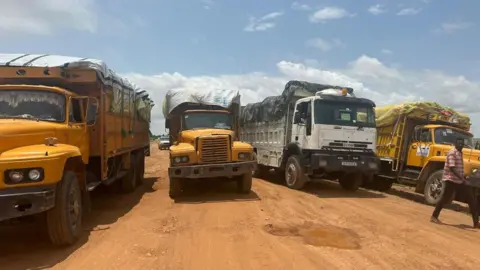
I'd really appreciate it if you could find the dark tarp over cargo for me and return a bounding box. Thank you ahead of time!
[240,80,353,125]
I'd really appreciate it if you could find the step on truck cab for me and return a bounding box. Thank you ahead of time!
[372,102,480,205]
[163,88,256,198]
[240,80,380,191]
[0,54,154,246]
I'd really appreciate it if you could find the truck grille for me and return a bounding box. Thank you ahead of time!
[200,136,229,163]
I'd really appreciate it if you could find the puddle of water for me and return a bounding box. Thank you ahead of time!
[263,223,361,250]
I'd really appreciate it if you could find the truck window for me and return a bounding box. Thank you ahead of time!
[69,98,83,123]
[295,102,308,124]
[314,100,375,127]
[434,128,473,148]
[183,112,233,130]
[0,90,66,122]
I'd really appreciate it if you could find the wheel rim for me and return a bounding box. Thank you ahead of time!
[68,184,81,230]
[286,163,296,186]
[428,176,444,200]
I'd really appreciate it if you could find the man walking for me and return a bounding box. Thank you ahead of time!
[431,137,480,228]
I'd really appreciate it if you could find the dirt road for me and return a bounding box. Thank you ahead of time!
[2,146,480,270]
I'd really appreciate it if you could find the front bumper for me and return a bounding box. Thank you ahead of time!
[169,161,256,179]
[159,143,171,148]
[309,153,380,174]
[0,185,56,222]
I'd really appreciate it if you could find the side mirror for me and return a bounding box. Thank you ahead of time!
[86,97,99,126]
[294,112,301,124]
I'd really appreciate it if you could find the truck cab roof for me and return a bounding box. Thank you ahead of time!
[297,93,376,107]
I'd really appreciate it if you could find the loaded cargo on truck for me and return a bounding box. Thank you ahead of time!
[371,101,480,205]
[240,80,380,191]
[0,54,154,246]
[163,88,256,199]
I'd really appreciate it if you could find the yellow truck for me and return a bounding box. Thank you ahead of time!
[163,88,256,199]
[0,54,153,246]
[370,102,480,205]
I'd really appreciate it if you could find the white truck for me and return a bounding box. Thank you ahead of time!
[240,80,380,191]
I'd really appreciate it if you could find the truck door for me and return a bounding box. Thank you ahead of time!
[292,100,313,149]
[406,127,432,168]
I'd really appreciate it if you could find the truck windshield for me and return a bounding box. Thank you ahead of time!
[183,112,233,130]
[434,128,474,148]
[314,100,375,128]
[0,90,66,122]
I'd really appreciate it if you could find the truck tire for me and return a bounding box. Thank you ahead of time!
[136,152,145,185]
[339,173,362,191]
[284,155,307,190]
[46,171,83,246]
[121,156,137,193]
[237,171,253,194]
[169,177,183,199]
[424,170,454,205]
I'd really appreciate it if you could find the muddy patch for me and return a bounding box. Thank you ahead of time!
[263,223,361,250]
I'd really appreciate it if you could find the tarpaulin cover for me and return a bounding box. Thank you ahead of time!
[163,88,240,117]
[0,53,154,122]
[375,101,471,130]
[240,80,353,124]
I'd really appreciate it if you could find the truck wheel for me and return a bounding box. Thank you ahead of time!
[285,155,307,190]
[169,177,183,199]
[136,152,145,185]
[424,170,454,205]
[237,172,252,193]
[121,156,137,193]
[339,173,362,191]
[46,171,83,246]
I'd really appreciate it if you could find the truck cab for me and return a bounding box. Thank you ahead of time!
[374,102,480,205]
[164,91,256,199]
[404,124,480,204]
[288,91,379,189]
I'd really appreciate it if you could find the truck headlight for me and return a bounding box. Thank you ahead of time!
[8,171,24,183]
[173,156,189,164]
[28,169,42,181]
[5,168,44,184]
[238,152,251,160]
[471,168,480,177]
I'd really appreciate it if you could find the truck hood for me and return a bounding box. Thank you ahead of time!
[0,119,60,154]
[434,144,480,161]
[180,129,234,143]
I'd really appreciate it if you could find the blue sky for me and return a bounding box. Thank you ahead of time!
[1,0,479,134]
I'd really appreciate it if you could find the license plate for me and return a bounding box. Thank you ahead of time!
[341,161,357,166]
[343,143,354,148]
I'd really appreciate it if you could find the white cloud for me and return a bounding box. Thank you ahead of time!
[291,2,311,11]
[306,38,345,52]
[368,4,387,15]
[309,7,354,23]
[396,8,421,16]
[201,0,214,9]
[436,22,473,34]
[381,49,393,54]
[124,55,480,136]
[0,0,98,35]
[244,11,284,32]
